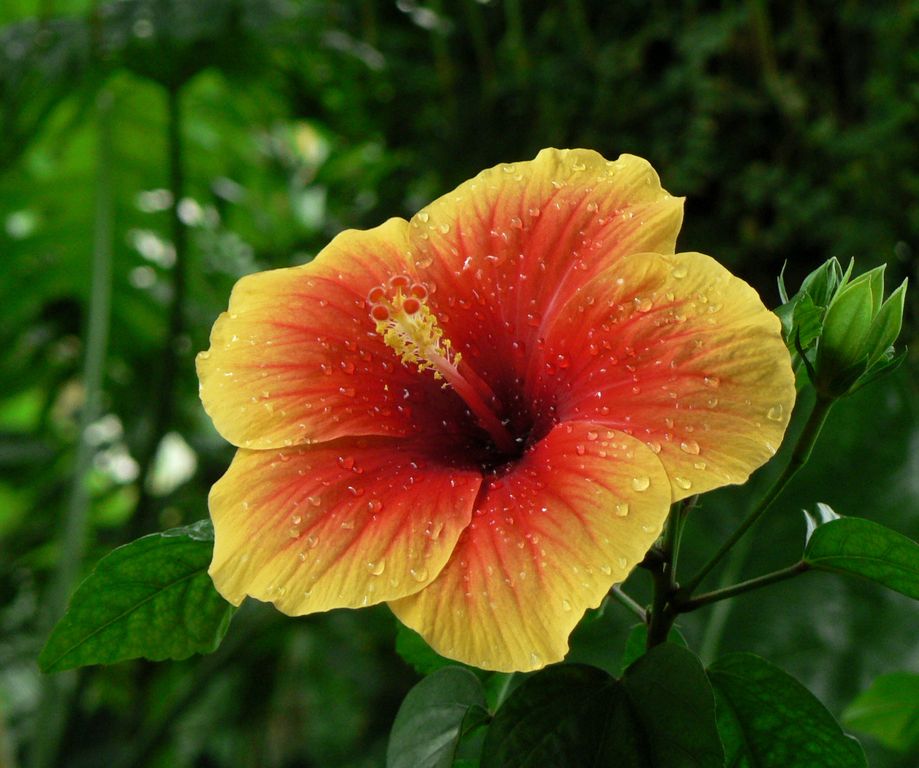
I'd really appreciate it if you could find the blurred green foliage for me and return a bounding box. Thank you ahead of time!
[0,1,917,766]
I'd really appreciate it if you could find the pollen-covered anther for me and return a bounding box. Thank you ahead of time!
[368,275,516,455]
[366,277,461,380]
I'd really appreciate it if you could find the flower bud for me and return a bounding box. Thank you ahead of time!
[776,257,849,352]
[814,265,907,397]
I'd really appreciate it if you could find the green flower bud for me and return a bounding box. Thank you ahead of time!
[776,257,851,352]
[814,265,907,397]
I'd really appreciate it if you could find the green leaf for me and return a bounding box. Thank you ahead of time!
[482,644,723,768]
[619,622,688,674]
[708,653,866,767]
[804,517,919,599]
[39,521,234,672]
[842,672,919,753]
[386,667,487,768]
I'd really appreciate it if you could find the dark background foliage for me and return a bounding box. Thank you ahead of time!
[1,1,917,766]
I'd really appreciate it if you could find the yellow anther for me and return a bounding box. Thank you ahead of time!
[368,276,515,455]
[369,280,461,380]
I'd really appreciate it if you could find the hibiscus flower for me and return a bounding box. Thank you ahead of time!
[197,149,795,672]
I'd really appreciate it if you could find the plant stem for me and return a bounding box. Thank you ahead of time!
[645,494,697,648]
[31,88,115,768]
[131,81,187,536]
[611,586,646,621]
[681,395,834,596]
[677,562,809,612]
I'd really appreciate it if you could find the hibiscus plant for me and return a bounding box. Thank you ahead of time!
[40,150,914,767]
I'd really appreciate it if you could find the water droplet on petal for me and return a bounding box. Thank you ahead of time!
[767,404,785,421]
[679,439,700,455]
[703,375,720,389]
[671,264,688,279]
[631,476,651,491]
[561,599,572,612]
[410,567,428,582]
[617,557,628,569]
[615,502,630,517]
[575,444,586,456]
[368,559,386,576]
[674,476,692,490]
[338,456,355,470]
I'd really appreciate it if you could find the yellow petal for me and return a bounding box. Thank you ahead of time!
[538,250,796,499]
[390,421,670,672]
[197,219,469,449]
[209,439,482,613]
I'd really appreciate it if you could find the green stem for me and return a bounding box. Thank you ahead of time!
[677,562,809,612]
[682,395,834,595]
[31,88,115,768]
[645,494,697,648]
[611,586,646,621]
[131,82,187,536]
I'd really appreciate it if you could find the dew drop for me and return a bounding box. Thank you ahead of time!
[307,495,321,507]
[306,533,319,548]
[575,444,586,456]
[288,527,299,538]
[674,476,692,490]
[427,520,445,540]
[561,599,572,612]
[671,264,688,279]
[679,439,700,455]
[529,652,542,668]
[631,476,651,491]
[703,375,720,389]
[767,404,785,421]
[367,559,386,576]
[338,455,355,470]
[410,567,428,582]
[615,502,629,517]
[617,557,628,569]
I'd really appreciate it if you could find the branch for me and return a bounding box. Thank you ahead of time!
[677,562,810,612]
